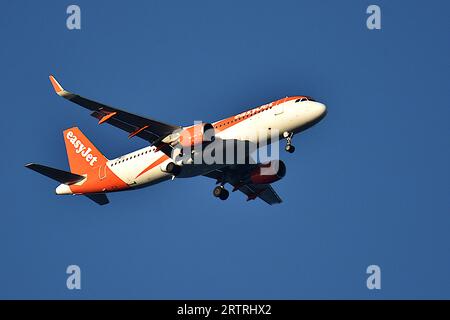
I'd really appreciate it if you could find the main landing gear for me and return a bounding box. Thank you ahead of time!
[213,185,229,201]
[283,131,295,153]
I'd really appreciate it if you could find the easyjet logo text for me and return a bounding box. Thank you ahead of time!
[66,131,98,166]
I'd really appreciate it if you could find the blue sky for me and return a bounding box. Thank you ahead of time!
[1,1,449,299]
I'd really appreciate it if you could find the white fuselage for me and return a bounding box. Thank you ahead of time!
[104,99,326,190]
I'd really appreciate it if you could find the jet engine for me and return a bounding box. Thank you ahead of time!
[162,123,215,148]
[249,160,286,184]
[179,123,215,148]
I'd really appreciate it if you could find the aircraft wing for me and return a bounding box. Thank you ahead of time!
[234,183,282,205]
[204,166,283,205]
[49,75,181,149]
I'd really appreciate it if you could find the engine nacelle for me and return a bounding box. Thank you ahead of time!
[249,160,286,185]
[160,161,182,176]
[178,123,215,148]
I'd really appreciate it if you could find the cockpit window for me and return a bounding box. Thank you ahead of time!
[295,96,316,103]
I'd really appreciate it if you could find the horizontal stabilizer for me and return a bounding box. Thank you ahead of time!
[85,193,109,205]
[25,163,85,185]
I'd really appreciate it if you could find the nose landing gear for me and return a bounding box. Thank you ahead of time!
[213,185,229,201]
[283,132,295,153]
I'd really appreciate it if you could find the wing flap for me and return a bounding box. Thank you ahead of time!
[238,184,282,205]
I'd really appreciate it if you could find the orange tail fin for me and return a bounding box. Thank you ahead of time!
[63,127,108,174]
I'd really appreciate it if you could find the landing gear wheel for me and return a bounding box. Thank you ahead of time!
[283,132,295,153]
[285,144,295,153]
[219,189,229,200]
[213,186,223,197]
[213,186,229,200]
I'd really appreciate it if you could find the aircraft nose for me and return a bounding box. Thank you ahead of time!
[312,102,327,119]
[314,102,327,118]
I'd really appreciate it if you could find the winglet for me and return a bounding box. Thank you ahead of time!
[49,75,66,96]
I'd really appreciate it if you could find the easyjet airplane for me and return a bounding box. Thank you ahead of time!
[26,76,327,205]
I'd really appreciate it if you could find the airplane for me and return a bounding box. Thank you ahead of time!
[25,75,327,205]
